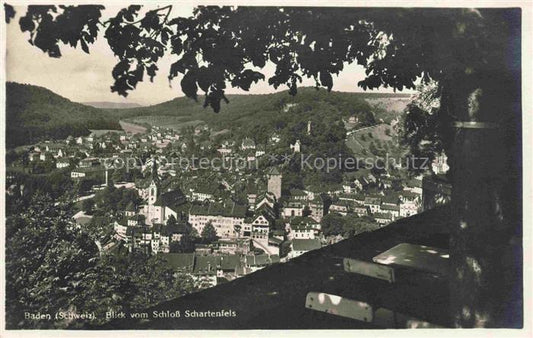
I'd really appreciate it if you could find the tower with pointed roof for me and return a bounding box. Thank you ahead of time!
[148,180,158,205]
[267,167,282,200]
[148,158,159,205]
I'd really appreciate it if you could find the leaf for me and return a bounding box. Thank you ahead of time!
[196,67,212,92]
[180,71,198,101]
[289,82,297,96]
[147,64,158,82]
[4,4,15,23]
[112,59,130,78]
[80,38,89,53]
[232,69,265,91]
[170,36,182,55]
[19,15,35,32]
[320,71,333,91]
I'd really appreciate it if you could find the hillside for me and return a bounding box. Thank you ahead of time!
[5,82,122,148]
[366,97,411,123]
[115,88,410,135]
[5,82,410,148]
[83,101,143,109]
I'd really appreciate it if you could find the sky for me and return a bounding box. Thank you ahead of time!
[6,5,412,106]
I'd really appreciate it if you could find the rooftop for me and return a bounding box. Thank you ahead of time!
[189,202,247,218]
[97,206,521,329]
[292,238,322,251]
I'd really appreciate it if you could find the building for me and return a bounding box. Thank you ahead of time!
[245,182,258,208]
[380,204,400,219]
[193,255,219,288]
[364,196,382,214]
[150,222,190,253]
[244,254,280,273]
[289,224,315,240]
[374,212,394,225]
[161,253,195,274]
[241,137,256,150]
[267,167,282,200]
[188,202,246,238]
[289,189,308,201]
[282,201,305,218]
[249,209,275,243]
[432,153,450,174]
[255,192,275,210]
[287,217,321,240]
[190,183,216,202]
[56,159,70,169]
[329,200,351,216]
[289,239,322,259]
[70,166,107,183]
[399,200,419,217]
[290,139,301,153]
[146,188,188,225]
[161,252,279,287]
[308,197,325,222]
[404,178,423,195]
[353,205,369,217]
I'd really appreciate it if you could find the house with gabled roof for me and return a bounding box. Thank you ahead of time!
[249,208,275,243]
[255,191,276,210]
[288,239,322,259]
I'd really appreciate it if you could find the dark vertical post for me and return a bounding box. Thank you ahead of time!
[448,71,521,327]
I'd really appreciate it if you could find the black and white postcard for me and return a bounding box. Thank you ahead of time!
[1,1,530,335]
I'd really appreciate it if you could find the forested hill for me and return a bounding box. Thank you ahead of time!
[5,82,122,148]
[82,101,143,109]
[6,82,410,148]
[115,87,410,135]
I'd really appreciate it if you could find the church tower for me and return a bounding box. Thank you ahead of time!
[148,158,159,205]
[267,167,282,200]
[148,180,158,205]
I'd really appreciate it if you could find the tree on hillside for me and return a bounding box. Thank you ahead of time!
[81,198,94,214]
[320,212,345,237]
[5,194,99,328]
[343,214,380,237]
[6,5,522,327]
[201,222,218,243]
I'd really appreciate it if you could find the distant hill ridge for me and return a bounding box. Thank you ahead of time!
[115,87,410,134]
[6,82,411,148]
[83,101,143,109]
[5,82,123,148]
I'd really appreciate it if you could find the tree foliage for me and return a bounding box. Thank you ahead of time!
[5,194,197,329]
[8,6,518,118]
[6,194,98,328]
[321,212,379,237]
[201,222,218,243]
